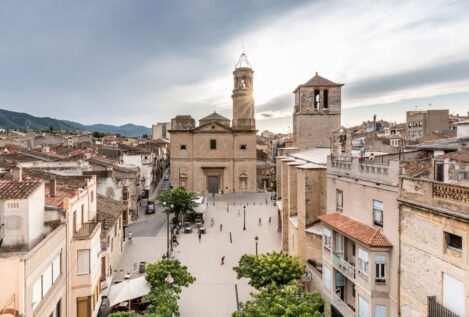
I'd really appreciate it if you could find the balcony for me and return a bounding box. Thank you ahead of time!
[333,252,356,280]
[74,221,100,240]
[427,296,459,317]
[433,183,469,204]
[332,293,356,317]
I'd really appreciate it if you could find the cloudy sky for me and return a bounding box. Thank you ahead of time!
[1,0,469,132]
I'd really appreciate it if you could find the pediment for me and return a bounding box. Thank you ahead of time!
[193,121,233,133]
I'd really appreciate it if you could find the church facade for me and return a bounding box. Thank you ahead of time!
[169,54,257,193]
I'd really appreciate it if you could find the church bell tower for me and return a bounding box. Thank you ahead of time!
[232,53,255,130]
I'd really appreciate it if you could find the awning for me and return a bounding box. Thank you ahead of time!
[108,276,151,307]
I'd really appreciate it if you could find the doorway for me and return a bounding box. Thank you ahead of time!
[208,176,219,193]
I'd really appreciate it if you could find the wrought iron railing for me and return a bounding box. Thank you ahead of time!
[428,296,459,317]
[333,252,356,280]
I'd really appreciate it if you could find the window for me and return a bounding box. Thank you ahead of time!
[180,144,186,150]
[32,278,42,309]
[445,232,462,252]
[7,202,19,209]
[42,264,52,296]
[210,139,217,150]
[336,189,343,211]
[358,248,369,277]
[373,200,384,227]
[358,296,369,317]
[323,90,329,108]
[443,273,465,316]
[240,144,247,150]
[323,228,332,251]
[375,255,386,283]
[314,90,320,109]
[52,254,61,282]
[375,305,386,317]
[323,266,332,291]
[77,249,90,275]
[458,171,468,181]
[419,121,423,126]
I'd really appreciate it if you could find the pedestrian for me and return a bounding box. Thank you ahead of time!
[269,216,272,224]
[227,205,229,212]
[198,232,202,243]
[128,231,133,243]
[258,218,262,226]
[220,223,223,231]
[221,256,225,265]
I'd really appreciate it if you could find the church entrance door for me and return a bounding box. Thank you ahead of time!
[208,176,219,193]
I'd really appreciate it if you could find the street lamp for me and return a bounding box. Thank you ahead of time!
[163,202,170,258]
[254,236,259,256]
[170,204,174,253]
[243,205,246,231]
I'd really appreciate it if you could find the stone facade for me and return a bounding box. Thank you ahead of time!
[292,73,343,150]
[169,56,257,194]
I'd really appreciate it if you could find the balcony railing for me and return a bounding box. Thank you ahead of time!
[333,252,356,280]
[427,296,459,317]
[433,183,469,204]
[332,293,356,317]
[74,221,99,239]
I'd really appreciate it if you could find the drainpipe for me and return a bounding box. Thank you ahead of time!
[397,179,402,317]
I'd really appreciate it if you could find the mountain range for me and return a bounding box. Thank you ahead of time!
[0,108,151,137]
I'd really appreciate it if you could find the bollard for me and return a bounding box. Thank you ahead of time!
[230,232,232,244]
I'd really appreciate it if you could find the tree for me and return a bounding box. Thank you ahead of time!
[233,284,324,317]
[233,252,303,289]
[155,187,198,224]
[143,287,180,316]
[145,259,196,294]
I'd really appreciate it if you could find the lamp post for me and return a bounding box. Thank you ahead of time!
[170,204,174,252]
[254,236,259,256]
[163,202,170,258]
[243,205,246,231]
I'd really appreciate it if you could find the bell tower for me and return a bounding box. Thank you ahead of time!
[232,53,255,130]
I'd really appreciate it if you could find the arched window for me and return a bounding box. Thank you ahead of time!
[239,173,248,190]
[179,173,187,189]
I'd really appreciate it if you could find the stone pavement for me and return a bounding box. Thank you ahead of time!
[177,192,281,317]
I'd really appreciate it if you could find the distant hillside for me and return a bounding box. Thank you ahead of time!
[0,108,151,137]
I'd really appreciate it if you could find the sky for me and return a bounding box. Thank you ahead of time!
[1,0,469,133]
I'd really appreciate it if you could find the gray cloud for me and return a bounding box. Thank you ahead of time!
[256,94,292,114]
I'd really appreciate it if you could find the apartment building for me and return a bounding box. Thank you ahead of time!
[406,110,449,141]
[399,154,469,317]
[0,180,67,317]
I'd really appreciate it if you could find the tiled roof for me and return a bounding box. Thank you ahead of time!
[200,112,229,121]
[97,194,125,238]
[0,181,41,199]
[319,213,392,248]
[45,188,76,208]
[293,73,344,92]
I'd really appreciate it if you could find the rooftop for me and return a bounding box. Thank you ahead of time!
[200,112,230,122]
[293,73,344,92]
[319,213,392,248]
[0,181,41,200]
[97,194,125,239]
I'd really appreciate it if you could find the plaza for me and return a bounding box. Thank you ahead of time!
[113,192,281,317]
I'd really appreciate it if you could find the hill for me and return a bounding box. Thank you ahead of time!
[0,109,151,137]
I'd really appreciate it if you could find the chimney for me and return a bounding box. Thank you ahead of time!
[12,166,22,181]
[50,177,57,197]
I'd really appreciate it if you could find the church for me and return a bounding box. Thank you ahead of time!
[169,54,257,193]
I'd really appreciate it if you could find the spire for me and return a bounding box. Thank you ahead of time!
[235,53,251,69]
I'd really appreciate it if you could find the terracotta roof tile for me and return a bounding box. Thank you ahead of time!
[0,181,42,199]
[319,213,392,248]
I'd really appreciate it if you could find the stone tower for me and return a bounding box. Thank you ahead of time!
[232,53,255,130]
[292,73,343,149]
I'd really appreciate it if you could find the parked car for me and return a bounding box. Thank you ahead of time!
[184,222,193,233]
[163,175,169,181]
[145,201,156,214]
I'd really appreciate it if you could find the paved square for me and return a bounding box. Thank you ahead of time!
[177,192,281,317]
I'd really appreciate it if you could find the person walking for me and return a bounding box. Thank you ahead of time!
[220,256,225,265]
[198,232,202,243]
[128,231,133,244]
[220,223,223,232]
[258,218,262,226]
[269,216,272,224]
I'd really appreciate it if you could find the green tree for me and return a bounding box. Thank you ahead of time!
[233,252,303,289]
[233,284,324,317]
[155,187,198,224]
[143,286,180,316]
[145,259,196,294]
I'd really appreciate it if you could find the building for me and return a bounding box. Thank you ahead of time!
[293,73,343,150]
[169,54,257,193]
[406,109,449,141]
[151,122,171,141]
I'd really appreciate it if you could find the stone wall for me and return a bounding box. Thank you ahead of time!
[293,114,340,150]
